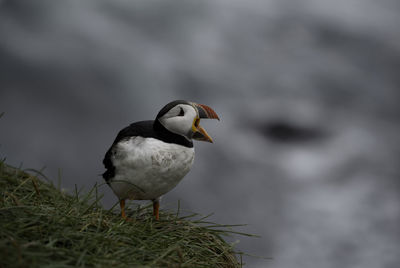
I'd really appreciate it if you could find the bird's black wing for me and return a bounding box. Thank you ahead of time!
[102,148,115,183]
[102,120,155,182]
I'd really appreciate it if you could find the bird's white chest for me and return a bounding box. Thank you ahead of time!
[109,137,195,200]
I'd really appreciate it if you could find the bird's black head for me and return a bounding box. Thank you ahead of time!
[155,100,219,143]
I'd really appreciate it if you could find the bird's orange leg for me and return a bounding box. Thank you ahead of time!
[120,199,127,220]
[153,199,160,220]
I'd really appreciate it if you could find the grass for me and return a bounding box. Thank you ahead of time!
[0,160,251,268]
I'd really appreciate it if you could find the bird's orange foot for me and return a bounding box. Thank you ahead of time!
[119,199,136,222]
[119,199,130,221]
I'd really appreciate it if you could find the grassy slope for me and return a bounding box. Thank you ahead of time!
[0,161,246,268]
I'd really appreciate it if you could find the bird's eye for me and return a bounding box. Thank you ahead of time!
[178,107,184,116]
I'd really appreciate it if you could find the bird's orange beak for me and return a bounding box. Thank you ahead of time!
[191,103,220,143]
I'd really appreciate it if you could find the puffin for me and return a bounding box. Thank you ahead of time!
[102,100,219,220]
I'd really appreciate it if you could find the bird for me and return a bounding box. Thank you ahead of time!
[102,100,219,220]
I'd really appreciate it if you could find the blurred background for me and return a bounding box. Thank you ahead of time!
[1,0,400,267]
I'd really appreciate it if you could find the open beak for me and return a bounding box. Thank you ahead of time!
[191,103,220,143]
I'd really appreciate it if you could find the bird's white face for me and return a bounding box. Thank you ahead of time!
[158,104,198,140]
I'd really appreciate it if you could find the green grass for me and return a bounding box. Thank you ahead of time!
[0,160,250,268]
